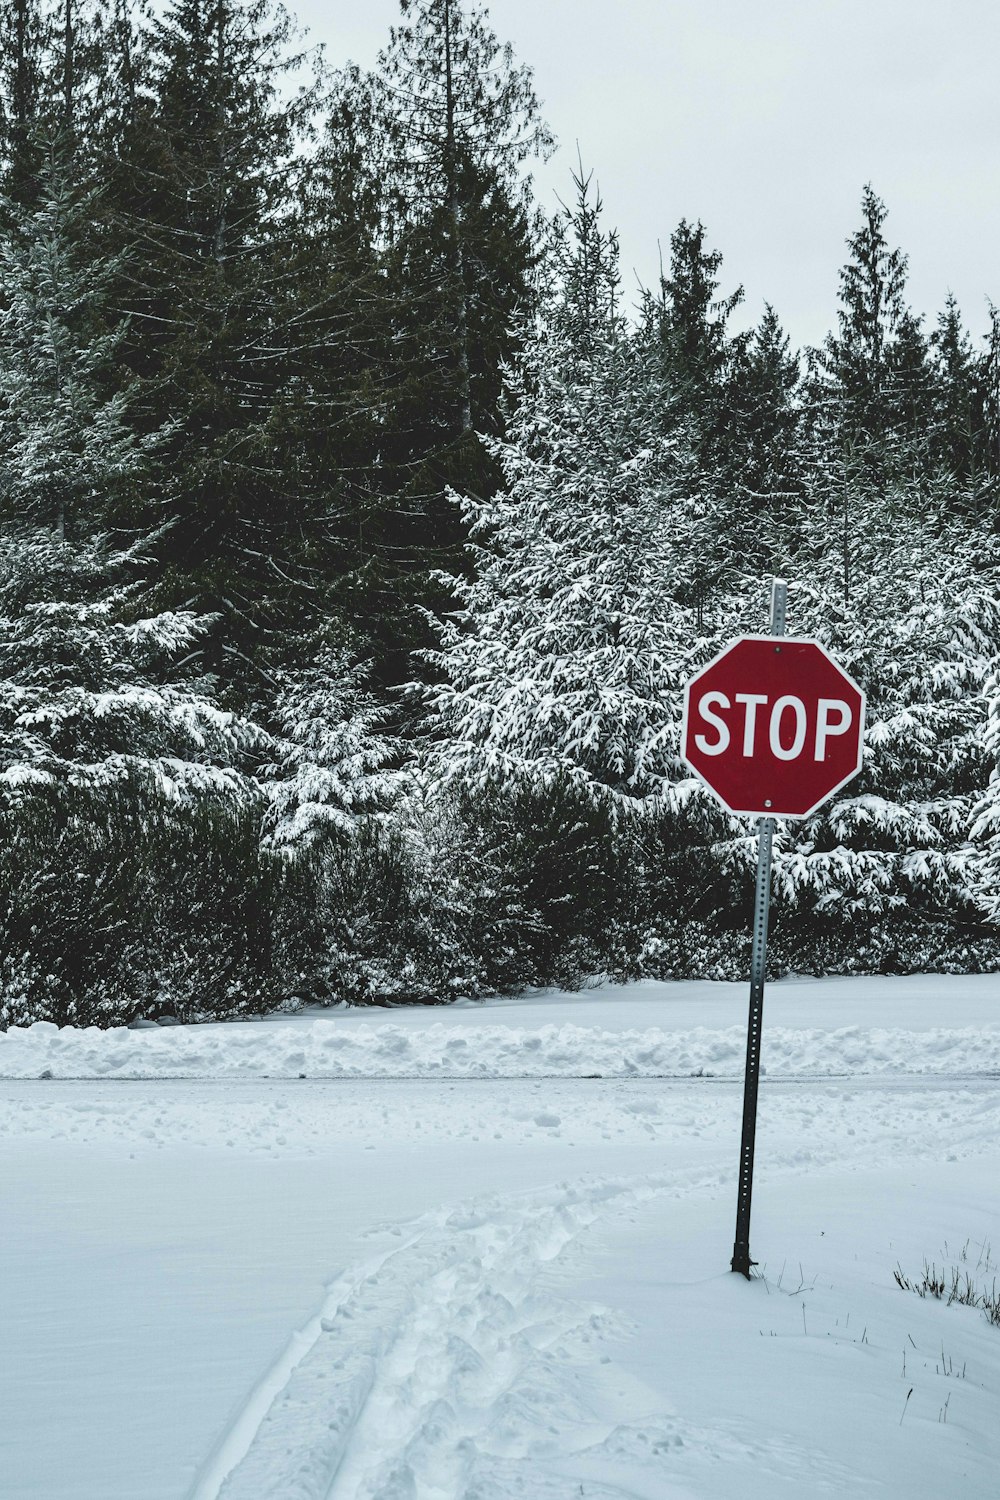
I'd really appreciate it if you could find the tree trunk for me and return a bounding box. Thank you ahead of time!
[62,0,74,134]
[443,0,472,435]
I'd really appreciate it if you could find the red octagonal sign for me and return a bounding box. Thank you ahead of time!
[682,636,866,819]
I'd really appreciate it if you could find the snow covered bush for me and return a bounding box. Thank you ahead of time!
[259,639,475,1006]
[0,778,282,1028]
[261,633,401,851]
[969,653,1000,925]
[447,771,636,988]
[273,819,479,1010]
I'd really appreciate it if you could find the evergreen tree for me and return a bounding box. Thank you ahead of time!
[821,186,906,430]
[262,633,400,852]
[309,0,553,676]
[648,217,747,473]
[724,301,803,555]
[47,0,110,154]
[970,654,1000,925]
[979,303,1000,488]
[0,154,151,538]
[421,172,710,806]
[755,499,1000,956]
[0,525,259,793]
[373,0,553,441]
[0,1,113,199]
[0,0,46,203]
[272,65,416,675]
[111,0,322,690]
[811,186,936,481]
[883,307,934,469]
[0,525,282,1028]
[929,293,980,485]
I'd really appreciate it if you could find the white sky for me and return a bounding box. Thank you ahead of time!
[292,0,999,353]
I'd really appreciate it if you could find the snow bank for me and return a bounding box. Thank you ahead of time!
[3,1016,999,1080]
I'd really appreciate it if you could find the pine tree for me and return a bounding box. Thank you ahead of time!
[269,65,417,675]
[261,632,400,852]
[0,152,151,538]
[0,1,113,200]
[929,294,980,486]
[374,0,552,440]
[648,217,747,473]
[824,186,906,410]
[421,171,711,806]
[757,499,1000,957]
[48,0,111,152]
[0,525,259,793]
[812,185,932,478]
[979,303,1000,488]
[884,308,934,471]
[0,0,46,204]
[110,0,323,691]
[970,654,1000,925]
[724,301,802,553]
[0,525,284,1029]
[307,0,553,677]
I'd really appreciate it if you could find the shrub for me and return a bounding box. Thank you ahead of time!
[0,777,280,1027]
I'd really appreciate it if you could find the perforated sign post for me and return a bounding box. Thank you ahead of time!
[681,582,866,1278]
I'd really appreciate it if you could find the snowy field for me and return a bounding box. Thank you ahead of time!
[2,975,999,1499]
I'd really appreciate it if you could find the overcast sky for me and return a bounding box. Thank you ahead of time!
[292,0,998,353]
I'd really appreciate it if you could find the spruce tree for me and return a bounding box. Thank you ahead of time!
[970,655,1000,925]
[0,525,282,1029]
[884,308,934,471]
[0,525,259,793]
[374,0,552,441]
[0,153,150,538]
[0,0,46,204]
[422,171,708,806]
[649,218,747,473]
[824,187,906,412]
[724,302,803,556]
[757,496,1000,963]
[811,185,933,481]
[262,632,400,852]
[311,0,553,677]
[929,294,980,487]
[273,65,414,676]
[979,304,1000,490]
[111,0,322,692]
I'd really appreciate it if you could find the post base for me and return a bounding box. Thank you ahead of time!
[731,1242,756,1279]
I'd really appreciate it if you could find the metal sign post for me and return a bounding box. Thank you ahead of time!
[731,578,786,1279]
[680,578,866,1278]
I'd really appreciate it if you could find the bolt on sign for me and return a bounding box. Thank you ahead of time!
[681,587,866,1278]
[682,635,866,819]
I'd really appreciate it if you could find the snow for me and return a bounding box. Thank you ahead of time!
[4,974,998,1082]
[1,975,998,1498]
[7,1014,1000,1083]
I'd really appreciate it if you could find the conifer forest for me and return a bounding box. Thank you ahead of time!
[1,0,998,1027]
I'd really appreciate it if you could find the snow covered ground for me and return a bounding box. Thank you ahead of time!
[1,975,998,1499]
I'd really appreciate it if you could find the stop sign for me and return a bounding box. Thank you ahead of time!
[682,636,866,818]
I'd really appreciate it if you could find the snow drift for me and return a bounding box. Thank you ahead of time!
[3,1015,999,1080]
